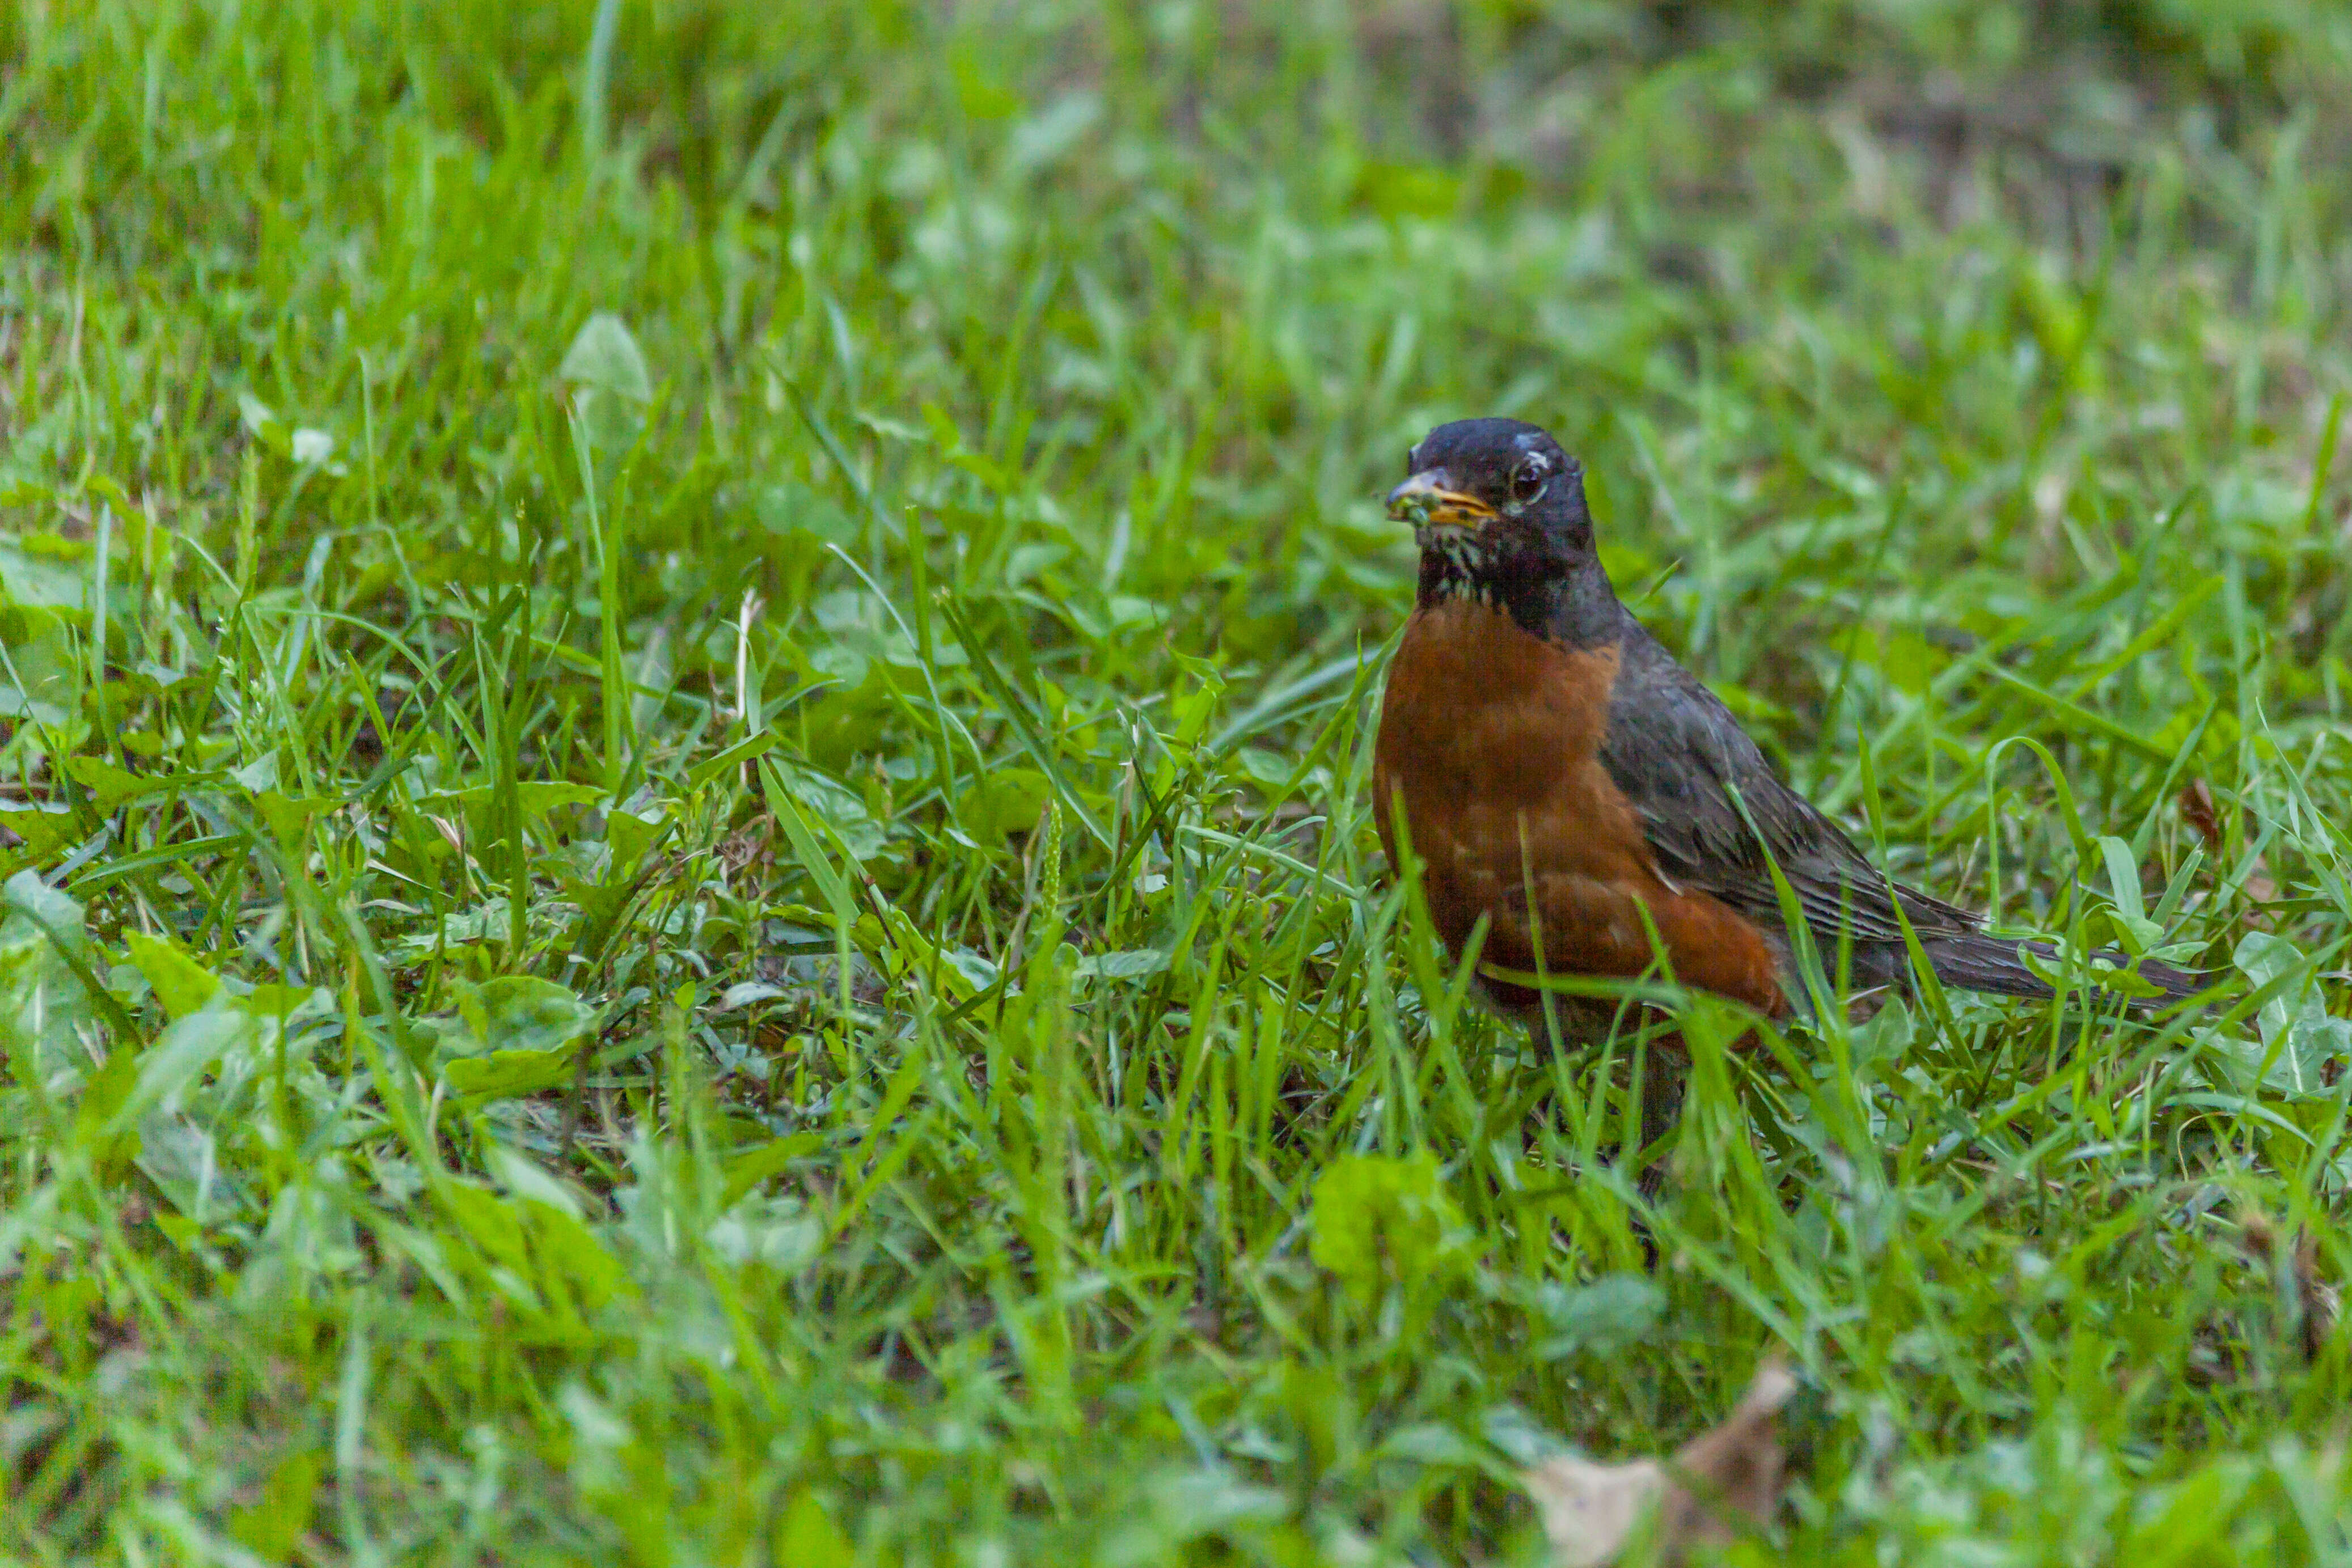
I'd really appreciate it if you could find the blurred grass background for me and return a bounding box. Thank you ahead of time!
[5,0,2352,1561]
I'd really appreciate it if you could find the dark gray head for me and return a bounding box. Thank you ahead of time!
[1387,418,1601,627]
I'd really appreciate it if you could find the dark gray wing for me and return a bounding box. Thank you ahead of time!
[1597,623,1981,944]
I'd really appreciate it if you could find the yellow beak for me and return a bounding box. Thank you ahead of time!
[1386,469,1496,528]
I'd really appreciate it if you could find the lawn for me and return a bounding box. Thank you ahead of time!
[5,1,2352,1562]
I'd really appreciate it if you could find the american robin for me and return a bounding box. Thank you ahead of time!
[1370,417,2203,1037]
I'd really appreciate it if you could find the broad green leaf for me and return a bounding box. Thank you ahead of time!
[484,1143,587,1221]
[721,1133,826,1207]
[0,603,78,722]
[442,1049,580,1101]
[0,802,77,861]
[775,1493,856,1568]
[456,976,597,1055]
[559,313,652,403]
[255,789,335,848]
[244,983,334,1020]
[560,312,652,457]
[237,392,287,451]
[229,1450,324,1563]
[2096,835,2163,950]
[1074,947,1168,981]
[65,755,155,810]
[606,801,670,872]
[1533,1274,1665,1359]
[71,1037,145,1177]
[705,1193,824,1269]
[752,481,858,546]
[441,978,596,1102]
[2229,931,2352,1095]
[529,1203,630,1314]
[0,871,91,1053]
[126,930,222,1020]
[229,755,281,794]
[386,900,510,967]
[1004,92,1101,175]
[967,767,1051,840]
[130,1007,264,1123]
[854,905,996,1002]
[0,534,94,613]
[1308,1152,1475,1304]
[1377,1422,1482,1465]
[768,762,886,862]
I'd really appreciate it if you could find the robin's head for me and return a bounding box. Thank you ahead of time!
[1387,419,1595,608]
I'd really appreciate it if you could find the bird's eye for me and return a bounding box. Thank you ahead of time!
[1509,460,1548,504]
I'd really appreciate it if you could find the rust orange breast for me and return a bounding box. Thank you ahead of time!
[1372,599,1786,1018]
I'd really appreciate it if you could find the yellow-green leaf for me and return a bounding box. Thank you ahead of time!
[125,931,222,1020]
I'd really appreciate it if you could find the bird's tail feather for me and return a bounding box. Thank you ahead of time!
[1919,933,2209,1004]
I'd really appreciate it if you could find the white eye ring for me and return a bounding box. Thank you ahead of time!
[1508,459,1549,506]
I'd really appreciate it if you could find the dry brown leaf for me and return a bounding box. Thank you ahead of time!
[1523,1359,1796,1568]
[2181,781,2278,924]
[2179,778,2222,844]
[2240,1211,2340,1361]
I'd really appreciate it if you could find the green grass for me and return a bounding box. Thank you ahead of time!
[5,1,2352,1561]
